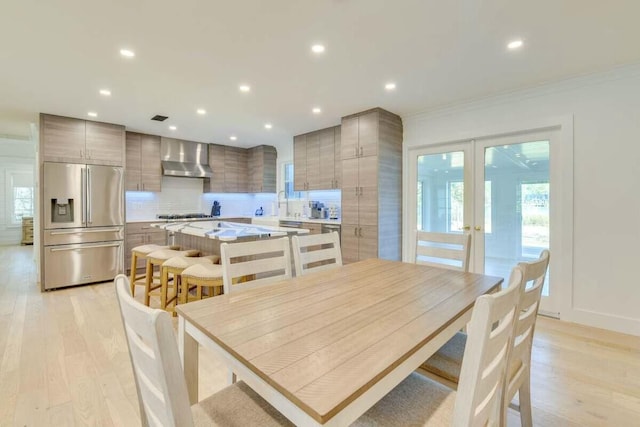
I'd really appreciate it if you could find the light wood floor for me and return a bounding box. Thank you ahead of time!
[0,246,638,426]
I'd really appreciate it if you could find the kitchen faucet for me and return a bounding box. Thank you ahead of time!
[277,190,290,217]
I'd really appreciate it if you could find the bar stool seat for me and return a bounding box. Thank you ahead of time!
[144,248,200,306]
[181,263,224,304]
[129,244,180,296]
[160,255,220,311]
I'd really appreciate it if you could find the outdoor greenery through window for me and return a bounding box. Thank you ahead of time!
[284,163,301,199]
[9,171,34,224]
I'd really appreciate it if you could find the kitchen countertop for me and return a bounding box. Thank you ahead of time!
[151,220,309,241]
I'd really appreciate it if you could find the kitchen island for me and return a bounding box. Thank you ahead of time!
[151,220,309,257]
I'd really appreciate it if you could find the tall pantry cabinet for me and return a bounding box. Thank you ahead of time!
[340,108,403,263]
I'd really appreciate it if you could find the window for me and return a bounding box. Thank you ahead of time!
[283,163,302,199]
[8,171,34,225]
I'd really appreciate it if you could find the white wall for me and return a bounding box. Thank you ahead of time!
[402,63,640,336]
[0,138,36,245]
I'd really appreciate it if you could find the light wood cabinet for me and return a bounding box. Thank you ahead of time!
[223,146,248,193]
[125,132,162,192]
[247,145,277,193]
[294,125,341,190]
[125,222,167,272]
[203,144,226,193]
[340,108,402,263]
[41,114,125,166]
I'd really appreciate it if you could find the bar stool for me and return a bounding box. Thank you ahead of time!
[129,244,180,296]
[144,248,200,307]
[181,263,225,304]
[160,255,220,312]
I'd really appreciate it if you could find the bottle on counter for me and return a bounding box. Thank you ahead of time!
[255,206,263,216]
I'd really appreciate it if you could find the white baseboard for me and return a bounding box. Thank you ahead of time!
[563,308,640,337]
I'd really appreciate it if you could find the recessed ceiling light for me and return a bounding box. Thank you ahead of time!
[120,49,135,58]
[169,125,177,131]
[264,123,273,129]
[87,112,97,118]
[230,135,237,141]
[99,89,111,96]
[385,82,396,91]
[196,108,206,115]
[239,85,251,93]
[311,44,325,53]
[312,107,322,114]
[507,39,523,50]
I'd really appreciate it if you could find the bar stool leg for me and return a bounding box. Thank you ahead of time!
[144,259,153,306]
[160,266,169,310]
[130,253,138,296]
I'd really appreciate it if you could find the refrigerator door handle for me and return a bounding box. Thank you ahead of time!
[81,167,86,224]
[87,167,92,224]
[50,243,121,252]
[49,228,122,235]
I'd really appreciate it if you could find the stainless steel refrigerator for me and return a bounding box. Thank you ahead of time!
[42,162,124,290]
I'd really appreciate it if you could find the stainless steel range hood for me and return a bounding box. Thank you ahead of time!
[161,137,213,178]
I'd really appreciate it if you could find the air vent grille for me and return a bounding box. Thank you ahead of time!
[151,115,169,122]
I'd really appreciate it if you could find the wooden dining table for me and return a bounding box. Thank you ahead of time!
[176,258,503,426]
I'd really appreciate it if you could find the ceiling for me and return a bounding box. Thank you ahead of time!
[2,0,640,150]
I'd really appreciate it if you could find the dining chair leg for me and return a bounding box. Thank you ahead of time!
[519,373,533,427]
[227,371,237,385]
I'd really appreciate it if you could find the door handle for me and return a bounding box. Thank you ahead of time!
[475,226,482,231]
[354,147,358,157]
[462,226,471,231]
[50,228,121,235]
[359,146,363,157]
[354,227,358,236]
[50,243,121,252]
[87,167,92,223]
[81,168,86,223]
[358,227,363,237]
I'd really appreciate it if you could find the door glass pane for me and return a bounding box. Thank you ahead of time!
[417,151,465,233]
[484,141,550,294]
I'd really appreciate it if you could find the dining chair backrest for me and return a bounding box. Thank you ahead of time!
[220,237,292,294]
[415,231,471,272]
[505,250,550,407]
[452,265,524,427]
[114,274,194,427]
[291,231,342,276]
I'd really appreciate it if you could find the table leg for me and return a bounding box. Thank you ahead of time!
[178,315,199,404]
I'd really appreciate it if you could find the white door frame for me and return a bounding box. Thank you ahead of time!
[403,115,574,317]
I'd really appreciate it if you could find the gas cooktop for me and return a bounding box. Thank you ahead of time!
[157,213,215,220]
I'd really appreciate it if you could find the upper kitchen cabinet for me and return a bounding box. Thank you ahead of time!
[341,111,378,160]
[125,132,162,192]
[293,125,341,190]
[203,144,226,193]
[340,108,403,264]
[247,145,277,193]
[40,114,125,166]
[223,146,248,193]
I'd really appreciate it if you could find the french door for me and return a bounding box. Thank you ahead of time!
[410,129,559,314]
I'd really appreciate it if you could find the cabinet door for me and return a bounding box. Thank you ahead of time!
[205,144,226,192]
[341,223,360,264]
[357,156,378,226]
[125,132,142,191]
[334,126,342,188]
[237,148,248,193]
[224,147,239,193]
[41,114,86,162]
[341,158,359,226]
[306,132,321,190]
[358,225,378,260]
[341,116,359,160]
[125,233,146,272]
[146,229,167,246]
[86,121,125,165]
[319,128,335,189]
[293,135,307,191]
[140,134,162,192]
[358,111,378,158]
[262,146,277,193]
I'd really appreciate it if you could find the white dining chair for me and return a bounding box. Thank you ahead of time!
[418,250,550,427]
[415,230,471,272]
[114,274,293,427]
[353,263,524,426]
[291,231,342,276]
[220,237,292,294]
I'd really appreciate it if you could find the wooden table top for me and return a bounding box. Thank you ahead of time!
[176,258,503,424]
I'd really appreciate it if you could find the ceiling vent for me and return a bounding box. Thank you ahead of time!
[151,115,169,122]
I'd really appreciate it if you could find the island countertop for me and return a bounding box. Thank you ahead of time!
[151,220,309,241]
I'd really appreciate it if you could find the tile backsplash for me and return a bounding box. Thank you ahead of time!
[125,177,341,221]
